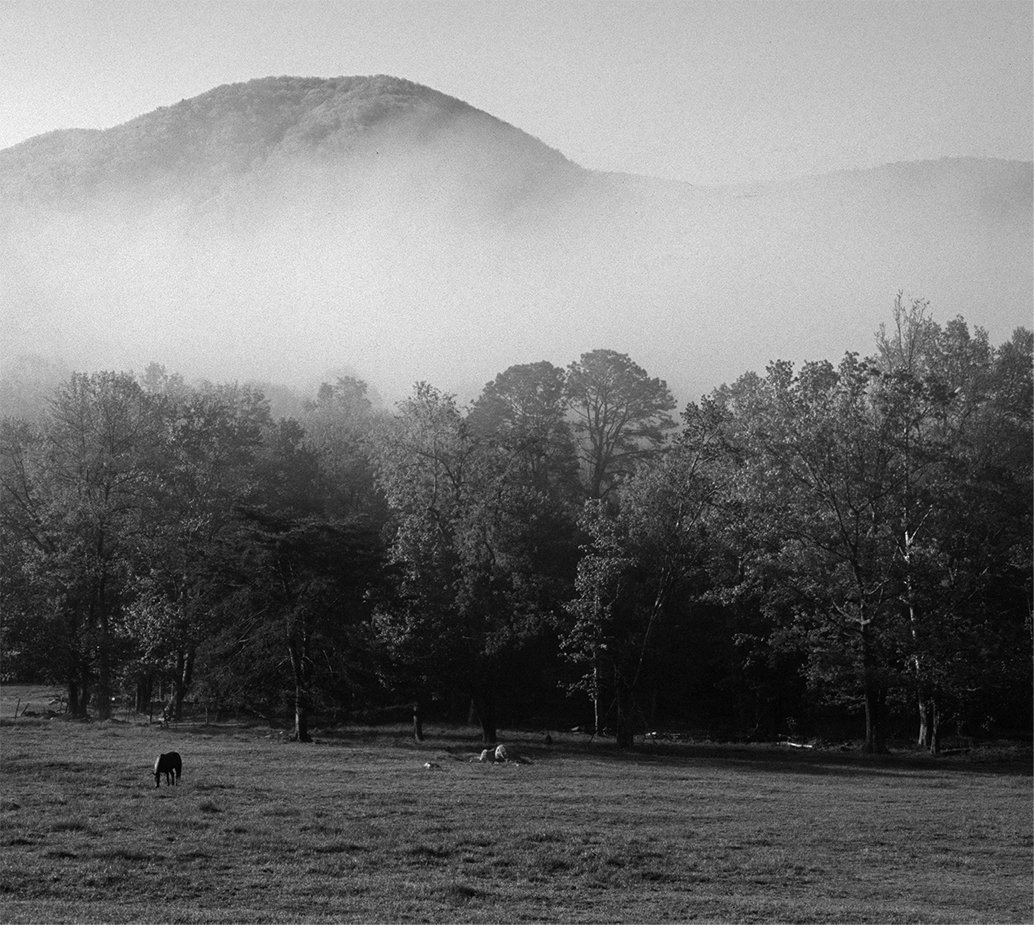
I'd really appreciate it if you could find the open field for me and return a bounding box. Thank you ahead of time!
[0,686,1031,924]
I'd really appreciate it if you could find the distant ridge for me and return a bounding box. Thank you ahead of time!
[2,76,1027,212]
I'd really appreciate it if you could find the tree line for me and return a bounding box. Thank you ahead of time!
[2,296,1030,753]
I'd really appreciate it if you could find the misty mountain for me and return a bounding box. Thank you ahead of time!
[0,76,582,220]
[1,75,1030,404]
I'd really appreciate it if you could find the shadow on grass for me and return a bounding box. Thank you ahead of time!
[612,738,1034,779]
[63,712,1031,781]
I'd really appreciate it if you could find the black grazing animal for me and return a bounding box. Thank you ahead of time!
[154,751,182,788]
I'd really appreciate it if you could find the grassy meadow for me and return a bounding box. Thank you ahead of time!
[0,685,1030,924]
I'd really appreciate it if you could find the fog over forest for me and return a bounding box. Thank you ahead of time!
[2,72,1031,765]
[1,76,1031,406]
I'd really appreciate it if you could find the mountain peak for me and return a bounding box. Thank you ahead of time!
[0,75,579,207]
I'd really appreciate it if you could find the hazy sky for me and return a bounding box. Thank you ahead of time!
[1,0,1030,185]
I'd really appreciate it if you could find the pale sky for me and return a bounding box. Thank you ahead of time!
[0,0,1030,185]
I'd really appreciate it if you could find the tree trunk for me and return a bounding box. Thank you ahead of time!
[593,659,602,738]
[918,694,934,749]
[289,662,312,743]
[413,701,424,742]
[135,674,154,714]
[862,680,888,754]
[95,616,112,721]
[860,619,888,754]
[472,684,496,744]
[95,678,112,719]
[93,543,113,722]
[172,648,194,721]
[614,672,635,748]
[67,677,89,719]
[288,626,312,743]
[294,685,311,743]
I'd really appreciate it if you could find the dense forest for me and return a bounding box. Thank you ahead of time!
[2,296,1031,753]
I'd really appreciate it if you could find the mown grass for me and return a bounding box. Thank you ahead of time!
[0,691,1030,923]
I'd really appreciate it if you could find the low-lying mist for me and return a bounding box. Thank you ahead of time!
[1,91,1030,409]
